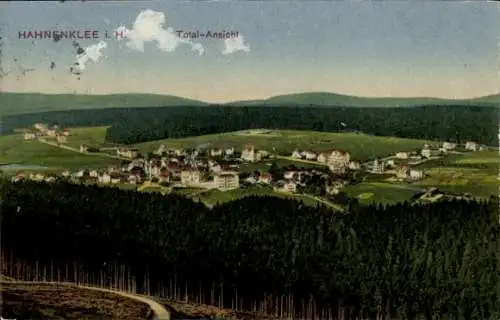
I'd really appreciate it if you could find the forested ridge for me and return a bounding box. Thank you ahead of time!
[1,105,497,146]
[104,105,498,145]
[2,180,499,319]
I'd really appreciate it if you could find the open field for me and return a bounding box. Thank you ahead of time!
[1,282,151,320]
[412,151,498,198]
[63,126,122,149]
[194,185,323,208]
[53,127,433,161]
[239,158,325,173]
[2,125,496,204]
[136,129,433,161]
[343,150,499,203]
[0,133,122,171]
[414,151,498,172]
[342,182,423,205]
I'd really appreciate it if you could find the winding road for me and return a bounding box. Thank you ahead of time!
[0,278,170,320]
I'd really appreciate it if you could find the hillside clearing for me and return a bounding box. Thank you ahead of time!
[136,129,433,161]
[0,133,122,170]
[43,126,434,161]
[1,282,152,320]
[342,182,422,205]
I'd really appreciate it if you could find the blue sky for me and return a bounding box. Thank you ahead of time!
[1,1,498,102]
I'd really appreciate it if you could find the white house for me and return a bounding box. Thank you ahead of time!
[75,170,86,177]
[117,148,139,159]
[396,167,424,181]
[396,166,410,179]
[241,145,260,162]
[291,150,302,159]
[34,123,48,132]
[128,174,141,184]
[257,150,270,159]
[181,169,201,186]
[98,173,111,184]
[276,180,297,193]
[386,159,395,167]
[301,151,317,160]
[318,149,351,173]
[421,148,431,158]
[245,176,258,184]
[213,172,239,191]
[395,152,409,159]
[326,180,346,195]
[56,134,67,144]
[442,142,456,150]
[371,159,385,174]
[409,170,424,180]
[284,171,297,180]
[208,160,222,173]
[348,161,361,170]
[465,141,477,151]
[24,132,36,140]
[155,144,168,155]
[80,144,89,153]
[210,148,224,157]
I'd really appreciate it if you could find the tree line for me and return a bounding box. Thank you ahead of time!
[1,105,497,146]
[103,105,497,145]
[2,179,499,319]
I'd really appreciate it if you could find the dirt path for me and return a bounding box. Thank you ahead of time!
[0,279,170,320]
[37,139,128,160]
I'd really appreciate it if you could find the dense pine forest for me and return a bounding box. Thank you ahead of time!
[2,180,499,319]
[102,105,497,146]
[2,105,497,146]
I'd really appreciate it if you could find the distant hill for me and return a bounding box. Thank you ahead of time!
[0,92,207,116]
[226,92,500,108]
[0,91,497,116]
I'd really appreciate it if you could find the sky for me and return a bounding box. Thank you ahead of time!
[1,1,499,103]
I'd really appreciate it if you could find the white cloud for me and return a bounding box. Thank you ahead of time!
[116,9,204,56]
[222,35,250,55]
[75,41,107,72]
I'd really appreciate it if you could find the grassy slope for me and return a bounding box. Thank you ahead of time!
[412,150,499,197]
[136,129,432,161]
[2,126,496,204]
[343,182,421,205]
[190,185,321,208]
[0,92,207,116]
[62,126,120,148]
[345,151,499,204]
[0,133,121,170]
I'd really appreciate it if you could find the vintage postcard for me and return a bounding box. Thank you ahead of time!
[1,1,499,319]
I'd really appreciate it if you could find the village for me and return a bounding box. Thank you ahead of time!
[16,123,488,204]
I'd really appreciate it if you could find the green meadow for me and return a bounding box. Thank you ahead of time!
[342,182,423,205]
[0,133,121,171]
[136,129,433,161]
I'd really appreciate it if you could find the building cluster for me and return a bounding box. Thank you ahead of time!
[15,124,488,200]
[24,123,70,144]
[291,149,360,173]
